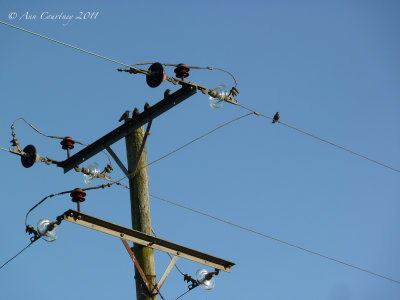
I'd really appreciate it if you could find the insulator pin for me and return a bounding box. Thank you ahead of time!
[60,137,75,150]
[174,63,190,80]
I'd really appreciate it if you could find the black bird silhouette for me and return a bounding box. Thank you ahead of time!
[164,89,171,98]
[119,110,130,122]
[272,112,280,123]
[132,107,140,117]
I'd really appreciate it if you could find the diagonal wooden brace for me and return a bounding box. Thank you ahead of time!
[152,255,178,294]
[105,146,129,177]
[121,238,154,296]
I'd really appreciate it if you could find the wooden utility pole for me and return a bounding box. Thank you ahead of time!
[125,125,157,300]
[57,85,234,297]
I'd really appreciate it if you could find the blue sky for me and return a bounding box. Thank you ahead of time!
[0,1,399,299]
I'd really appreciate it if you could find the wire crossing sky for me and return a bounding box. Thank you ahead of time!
[0,20,397,174]
[1,2,399,300]
[149,194,400,285]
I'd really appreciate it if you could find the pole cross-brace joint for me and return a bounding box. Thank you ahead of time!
[105,146,129,177]
[151,255,178,294]
[104,119,151,179]
[121,238,178,297]
[121,238,155,296]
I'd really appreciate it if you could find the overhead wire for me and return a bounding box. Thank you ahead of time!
[113,112,253,184]
[234,103,400,173]
[1,20,397,173]
[10,117,113,167]
[0,21,148,75]
[2,16,398,287]
[149,194,400,285]
[12,117,86,146]
[25,183,115,226]
[145,112,253,169]
[0,241,37,271]
[0,147,13,153]
[175,288,192,300]
[152,229,185,276]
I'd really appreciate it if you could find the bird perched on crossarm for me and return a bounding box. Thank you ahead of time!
[132,107,140,117]
[119,110,130,122]
[164,89,171,98]
[272,112,280,123]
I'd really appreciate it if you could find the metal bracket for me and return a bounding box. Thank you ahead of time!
[105,146,129,177]
[63,209,235,272]
[121,239,178,297]
[121,238,154,296]
[58,85,196,173]
[152,255,178,294]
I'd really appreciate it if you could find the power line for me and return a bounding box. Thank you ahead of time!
[1,20,397,174]
[114,112,253,184]
[3,16,398,287]
[10,117,113,166]
[25,183,115,226]
[12,117,86,145]
[0,147,12,153]
[235,103,400,173]
[0,21,148,75]
[175,288,192,300]
[152,229,185,276]
[150,194,400,285]
[0,241,37,271]
[146,112,253,168]
[1,20,239,91]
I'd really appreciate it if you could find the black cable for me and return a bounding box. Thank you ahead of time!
[152,229,185,276]
[114,112,253,184]
[175,288,192,300]
[157,290,166,300]
[170,257,185,276]
[0,240,37,271]
[234,103,399,173]
[146,112,253,169]
[25,183,115,226]
[0,21,148,74]
[11,117,113,167]
[150,194,400,285]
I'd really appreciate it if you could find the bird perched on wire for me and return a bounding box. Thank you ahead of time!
[119,110,130,122]
[272,112,280,123]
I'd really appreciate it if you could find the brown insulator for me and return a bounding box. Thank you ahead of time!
[70,188,86,203]
[60,137,75,150]
[70,188,86,212]
[174,63,190,80]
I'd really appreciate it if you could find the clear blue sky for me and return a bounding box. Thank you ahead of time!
[1,1,399,299]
